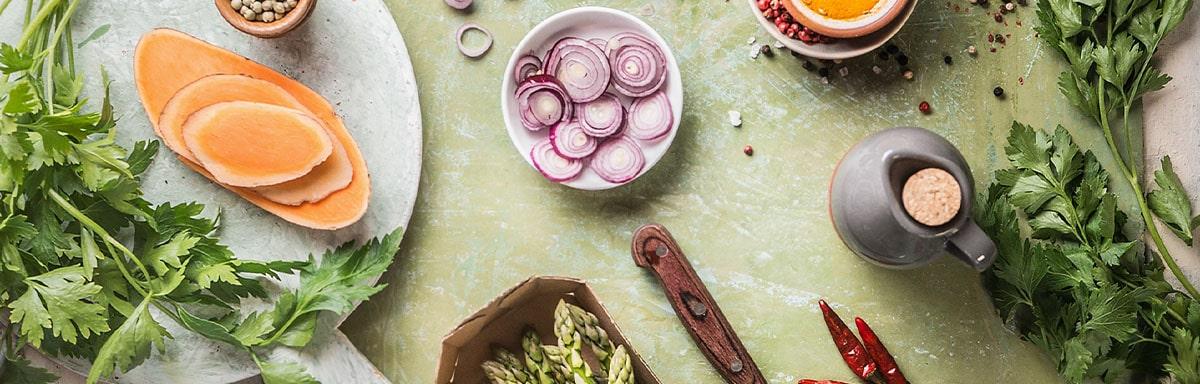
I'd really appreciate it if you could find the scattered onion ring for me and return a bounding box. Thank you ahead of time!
[626,90,673,141]
[444,0,471,9]
[591,136,645,184]
[514,55,542,83]
[545,37,611,103]
[606,32,668,98]
[516,75,573,131]
[550,120,598,159]
[531,138,583,182]
[456,23,493,58]
[577,93,625,138]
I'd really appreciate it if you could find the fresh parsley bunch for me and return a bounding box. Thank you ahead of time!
[1037,0,1197,294]
[977,123,1200,383]
[0,0,402,383]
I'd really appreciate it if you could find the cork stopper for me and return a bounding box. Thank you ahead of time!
[901,168,962,227]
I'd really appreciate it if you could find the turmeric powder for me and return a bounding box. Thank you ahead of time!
[801,0,880,20]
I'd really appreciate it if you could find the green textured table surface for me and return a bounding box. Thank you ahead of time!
[343,1,1132,382]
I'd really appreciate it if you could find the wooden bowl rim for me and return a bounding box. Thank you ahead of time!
[782,0,909,38]
[214,0,317,38]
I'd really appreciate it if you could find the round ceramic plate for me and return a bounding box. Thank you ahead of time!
[746,0,919,60]
[501,7,683,191]
[0,0,422,382]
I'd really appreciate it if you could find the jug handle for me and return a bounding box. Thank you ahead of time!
[946,220,997,271]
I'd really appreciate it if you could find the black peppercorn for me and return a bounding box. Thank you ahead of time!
[760,45,774,57]
[993,86,1005,97]
[885,43,899,54]
[802,60,817,71]
[943,55,952,65]
[878,50,890,60]
[818,67,830,77]
[896,54,909,66]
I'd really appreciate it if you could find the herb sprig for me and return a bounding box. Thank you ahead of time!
[1037,0,1196,295]
[0,0,402,383]
[980,123,1200,383]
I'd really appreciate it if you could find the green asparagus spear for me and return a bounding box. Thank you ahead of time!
[482,361,526,384]
[521,329,561,384]
[493,347,533,383]
[563,301,616,368]
[606,345,634,384]
[542,345,595,384]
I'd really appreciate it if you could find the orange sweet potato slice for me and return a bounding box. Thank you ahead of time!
[135,28,370,230]
[181,101,334,188]
[158,74,307,161]
[158,74,354,206]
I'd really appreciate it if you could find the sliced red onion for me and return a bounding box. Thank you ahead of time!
[545,37,611,103]
[591,136,645,184]
[549,120,597,159]
[514,55,542,83]
[606,32,668,98]
[626,90,673,141]
[516,75,573,131]
[531,138,583,182]
[456,23,492,58]
[445,0,471,9]
[577,93,624,138]
[589,38,607,49]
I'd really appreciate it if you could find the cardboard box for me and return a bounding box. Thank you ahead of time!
[437,276,661,384]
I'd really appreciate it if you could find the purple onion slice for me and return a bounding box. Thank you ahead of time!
[577,93,625,138]
[626,90,673,141]
[531,138,583,182]
[516,75,573,131]
[550,120,598,159]
[544,37,611,103]
[514,55,543,84]
[589,38,607,50]
[456,23,492,58]
[445,0,471,10]
[606,32,668,98]
[591,136,645,184]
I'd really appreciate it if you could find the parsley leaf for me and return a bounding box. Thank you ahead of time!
[8,266,110,347]
[257,358,319,384]
[1149,156,1195,245]
[0,356,58,384]
[86,297,169,384]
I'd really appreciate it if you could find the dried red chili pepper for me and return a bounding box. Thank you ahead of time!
[855,317,908,384]
[798,380,851,384]
[818,300,877,380]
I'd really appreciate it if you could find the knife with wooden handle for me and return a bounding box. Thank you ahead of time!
[631,223,767,384]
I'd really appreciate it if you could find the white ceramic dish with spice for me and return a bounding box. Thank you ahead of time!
[746,0,918,60]
[501,6,683,191]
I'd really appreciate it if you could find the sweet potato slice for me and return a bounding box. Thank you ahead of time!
[181,101,333,188]
[135,28,370,230]
[158,74,355,206]
[158,74,307,161]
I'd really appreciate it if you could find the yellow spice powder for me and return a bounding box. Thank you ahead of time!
[801,0,880,20]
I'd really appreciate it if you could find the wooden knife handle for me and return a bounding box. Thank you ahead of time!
[631,224,766,384]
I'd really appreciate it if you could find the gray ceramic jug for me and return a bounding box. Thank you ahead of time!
[829,127,997,271]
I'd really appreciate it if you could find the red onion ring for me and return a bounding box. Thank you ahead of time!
[515,75,573,131]
[531,138,583,182]
[445,0,471,9]
[589,38,607,50]
[591,136,645,184]
[456,23,492,58]
[606,32,668,98]
[549,120,598,159]
[577,93,624,138]
[514,55,542,83]
[626,90,673,141]
[544,37,611,103]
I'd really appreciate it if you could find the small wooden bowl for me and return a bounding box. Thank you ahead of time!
[215,0,317,38]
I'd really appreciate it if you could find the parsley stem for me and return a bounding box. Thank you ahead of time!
[15,0,61,51]
[261,295,311,346]
[46,190,155,283]
[1096,88,1199,298]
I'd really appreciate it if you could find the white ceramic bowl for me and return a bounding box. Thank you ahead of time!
[501,6,683,190]
[746,0,918,60]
